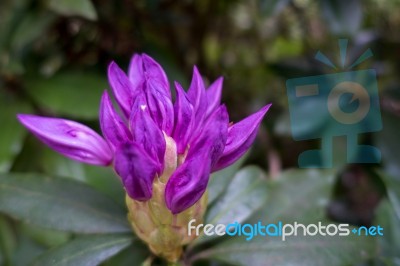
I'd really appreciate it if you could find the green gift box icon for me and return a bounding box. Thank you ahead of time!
[286,40,382,168]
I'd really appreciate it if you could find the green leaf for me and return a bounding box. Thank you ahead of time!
[250,169,336,223]
[191,234,375,266]
[11,136,126,206]
[0,0,30,52]
[374,199,400,262]
[375,112,400,181]
[190,169,377,266]
[10,11,56,52]
[206,166,268,225]
[0,93,32,172]
[48,0,97,21]
[0,215,17,265]
[0,173,130,233]
[194,166,268,244]
[26,70,107,119]
[12,234,46,266]
[20,223,70,248]
[320,0,363,35]
[375,170,400,221]
[102,241,149,266]
[31,234,133,266]
[207,153,248,205]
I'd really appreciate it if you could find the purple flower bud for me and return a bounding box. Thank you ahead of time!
[17,114,112,165]
[17,52,271,262]
[17,53,271,216]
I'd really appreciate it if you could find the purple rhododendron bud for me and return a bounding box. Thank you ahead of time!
[17,52,271,262]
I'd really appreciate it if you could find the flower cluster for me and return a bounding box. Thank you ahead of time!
[17,54,271,214]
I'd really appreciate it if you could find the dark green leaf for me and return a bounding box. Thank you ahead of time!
[375,170,400,221]
[194,166,268,244]
[39,145,125,206]
[191,234,375,266]
[250,169,336,223]
[374,199,400,262]
[0,215,17,265]
[20,223,70,248]
[0,0,30,52]
[375,112,400,181]
[102,241,149,266]
[0,173,130,233]
[190,169,377,266]
[31,234,132,266]
[10,11,56,52]
[207,153,248,205]
[12,235,46,266]
[48,0,97,21]
[206,166,268,225]
[0,93,32,172]
[26,70,107,119]
[10,136,126,207]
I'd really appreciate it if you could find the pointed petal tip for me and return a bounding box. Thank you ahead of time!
[192,65,201,77]
[212,103,272,171]
[261,103,272,113]
[107,61,117,73]
[99,90,131,149]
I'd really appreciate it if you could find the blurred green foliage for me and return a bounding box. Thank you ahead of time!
[1,0,400,265]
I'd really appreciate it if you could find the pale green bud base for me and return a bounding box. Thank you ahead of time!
[126,181,207,262]
[125,135,208,263]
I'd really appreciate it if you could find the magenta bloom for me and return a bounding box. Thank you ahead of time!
[17,54,271,214]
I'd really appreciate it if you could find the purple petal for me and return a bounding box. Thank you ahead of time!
[188,105,228,167]
[99,91,131,149]
[172,82,195,154]
[129,107,166,174]
[142,54,171,98]
[128,54,144,92]
[128,54,171,98]
[165,148,211,214]
[17,114,112,166]
[129,90,147,119]
[145,82,174,134]
[205,77,223,118]
[114,142,158,201]
[213,104,272,171]
[108,62,135,116]
[187,66,208,126]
